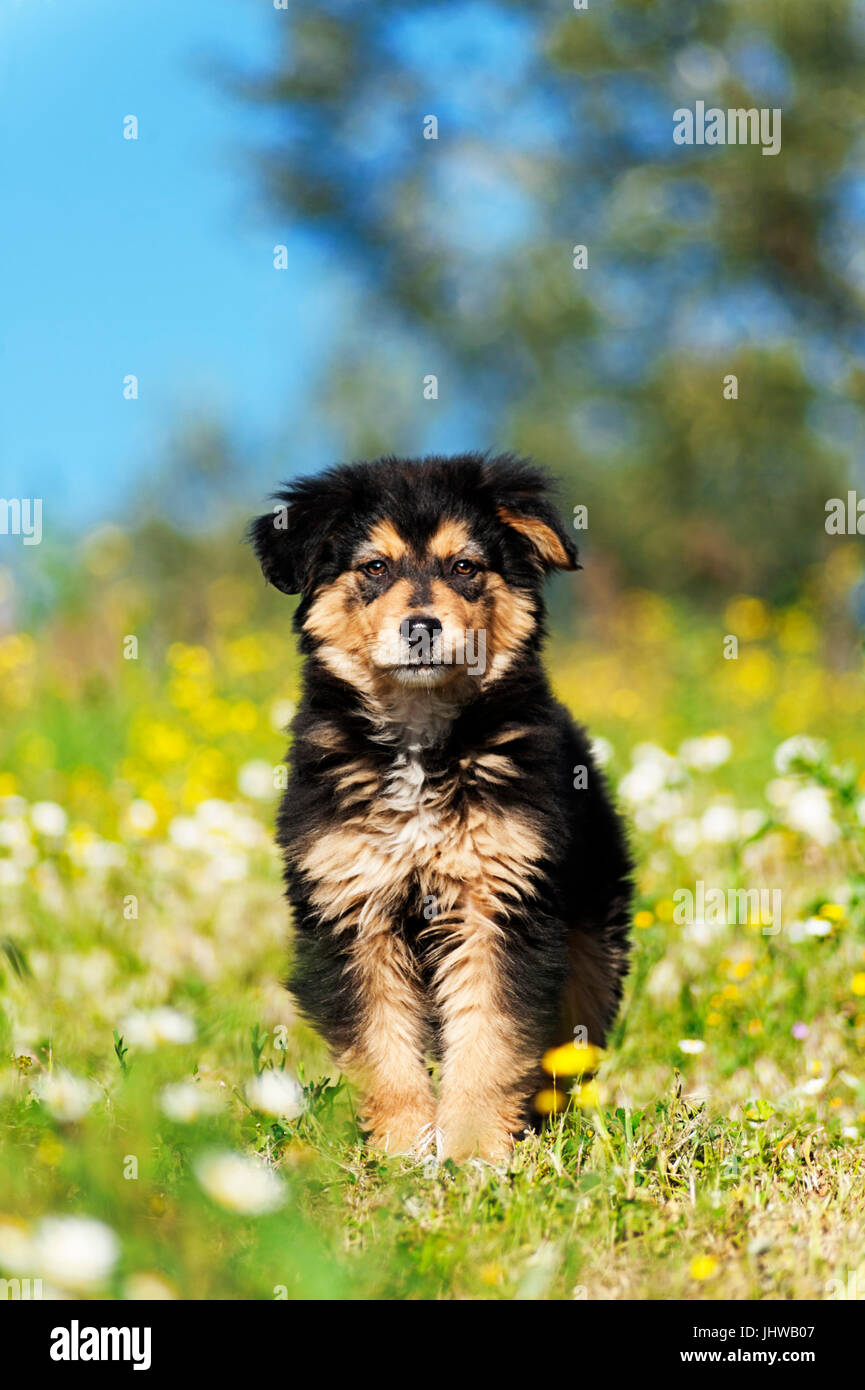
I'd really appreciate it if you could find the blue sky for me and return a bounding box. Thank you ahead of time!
[0,0,338,523]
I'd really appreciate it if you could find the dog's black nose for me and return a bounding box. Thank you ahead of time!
[401,615,442,640]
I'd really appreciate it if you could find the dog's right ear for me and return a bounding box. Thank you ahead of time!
[249,475,341,596]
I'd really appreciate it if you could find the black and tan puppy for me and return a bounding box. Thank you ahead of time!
[250,452,632,1160]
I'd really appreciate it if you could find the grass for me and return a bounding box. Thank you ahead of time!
[0,535,864,1300]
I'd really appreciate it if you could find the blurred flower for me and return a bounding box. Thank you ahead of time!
[32,1216,119,1290]
[785,786,839,846]
[690,1255,718,1280]
[851,974,865,997]
[33,1069,99,1123]
[121,1007,196,1050]
[160,1080,223,1123]
[123,800,158,834]
[774,736,826,775]
[670,818,700,855]
[245,1069,305,1120]
[30,802,67,837]
[0,1217,34,1273]
[792,1022,809,1040]
[238,760,274,800]
[124,1273,177,1300]
[541,1042,602,1077]
[679,734,731,771]
[700,803,740,844]
[765,777,797,807]
[678,1039,705,1055]
[194,1151,285,1214]
[269,699,296,732]
[590,736,613,768]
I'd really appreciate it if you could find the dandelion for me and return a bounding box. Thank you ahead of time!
[851,974,865,997]
[633,909,654,929]
[33,1070,99,1124]
[245,1070,305,1120]
[690,1255,717,1280]
[541,1042,602,1077]
[194,1151,286,1215]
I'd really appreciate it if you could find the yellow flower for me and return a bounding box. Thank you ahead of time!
[721,984,740,1002]
[534,1088,566,1115]
[747,1019,763,1037]
[819,904,845,922]
[706,1012,722,1027]
[851,974,865,998]
[479,1263,503,1286]
[724,596,770,641]
[573,1080,600,1108]
[731,959,753,980]
[634,909,654,929]
[541,1042,603,1076]
[690,1255,718,1281]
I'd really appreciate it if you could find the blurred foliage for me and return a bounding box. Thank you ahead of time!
[236,0,865,605]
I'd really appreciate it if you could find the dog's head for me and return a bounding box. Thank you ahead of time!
[250,453,577,694]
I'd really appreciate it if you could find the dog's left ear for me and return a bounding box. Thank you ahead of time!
[487,456,579,572]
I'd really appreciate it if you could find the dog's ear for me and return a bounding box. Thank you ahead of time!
[486,455,579,573]
[249,473,344,596]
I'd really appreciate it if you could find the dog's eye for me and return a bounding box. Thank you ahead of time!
[362,559,388,577]
[452,559,477,577]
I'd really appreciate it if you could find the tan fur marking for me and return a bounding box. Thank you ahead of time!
[432,887,526,1161]
[364,518,407,561]
[342,924,435,1154]
[427,517,473,559]
[497,507,575,570]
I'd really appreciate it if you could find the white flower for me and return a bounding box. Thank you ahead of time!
[774,736,826,775]
[857,797,865,827]
[669,818,700,855]
[700,803,740,844]
[238,760,275,800]
[590,737,613,768]
[30,802,67,837]
[269,699,296,733]
[33,1216,119,1290]
[765,777,797,808]
[678,1039,706,1055]
[195,1151,285,1215]
[804,916,832,937]
[785,785,839,846]
[800,1077,826,1096]
[168,816,202,851]
[842,1126,859,1140]
[159,1081,223,1123]
[33,1070,99,1123]
[120,1007,197,1050]
[246,1070,305,1120]
[124,799,158,834]
[739,809,766,838]
[679,734,732,771]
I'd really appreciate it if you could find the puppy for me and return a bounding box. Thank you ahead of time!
[250,452,632,1161]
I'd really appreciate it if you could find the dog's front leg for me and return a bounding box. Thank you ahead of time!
[342,924,436,1156]
[433,892,530,1162]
